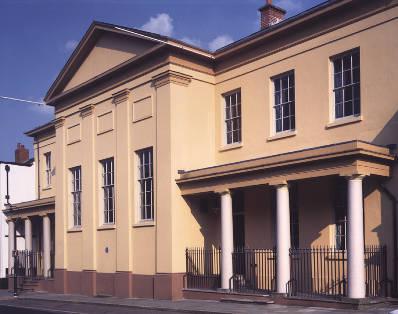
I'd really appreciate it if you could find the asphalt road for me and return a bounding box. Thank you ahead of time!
[0,299,184,314]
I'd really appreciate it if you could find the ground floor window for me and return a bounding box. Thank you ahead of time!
[334,178,347,250]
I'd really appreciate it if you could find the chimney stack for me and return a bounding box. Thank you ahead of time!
[15,143,29,164]
[259,0,286,30]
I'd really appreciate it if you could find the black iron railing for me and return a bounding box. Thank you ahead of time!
[185,247,221,290]
[13,250,44,279]
[230,248,276,294]
[287,246,388,299]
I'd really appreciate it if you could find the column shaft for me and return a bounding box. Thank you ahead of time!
[220,191,234,290]
[25,218,32,251]
[8,220,15,276]
[43,215,51,278]
[276,184,291,294]
[347,176,366,298]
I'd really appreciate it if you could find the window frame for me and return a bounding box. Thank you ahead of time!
[137,148,154,222]
[44,152,52,188]
[222,89,242,146]
[271,70,296,135]
[100,158,115,225]
[70,166,82,228]
[330,48,361,121]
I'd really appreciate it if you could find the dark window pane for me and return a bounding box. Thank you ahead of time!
[354,99,360,115]
[343,70,351,85]
[282,77,288,89]
[344,100,353,116]
[233,130,240,142]
[353,68,360,83]
[344,86,353,101]
[352,52,360,68]
[283,117,290,131]
[335,89,343,104]
[226,120,232,133]
[231,94,236,106]
[289,73,295,86]
[282,103,290,117]
[291,117,296,130]
[275,106,281,119]
[237,103,241,116]
[275,92,281,105]
[276,119,282,133]
[289,87,295,101]
[354,84,360,100]
[334,59,342,73]
[282,89,288,103]
[227,132,232,144]
[335,103,343,119]
[237,92,241,104]
[343,55,351,70]
[291,102,295,116]
[334,73,342,88]
[274,79,281,92]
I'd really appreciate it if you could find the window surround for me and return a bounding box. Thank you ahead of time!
[44,152,52,188]
[269,70,296,137]
[328,48,361,124]
[221,89,242,149]
[69,166,82,229]
[136,147,154,223]
[99,157,115,226]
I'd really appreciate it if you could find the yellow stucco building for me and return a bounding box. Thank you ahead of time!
[5,0,398,305]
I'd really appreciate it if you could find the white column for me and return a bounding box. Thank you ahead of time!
[43,215,51,278]
[8,220,15,276]
[347,175,366,299]
[220,190,234,290]
[25,217,32,251]
[275,183,291,294]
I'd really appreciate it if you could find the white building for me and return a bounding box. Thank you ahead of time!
[0,144,35,282]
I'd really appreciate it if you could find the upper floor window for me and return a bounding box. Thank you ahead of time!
[70,166,81,227]
[332,49,360,119]
[224,90,241,145]
[44,152,52,187]
[101,158,115,224]
[137,148,154,221]
[273,71,295,133]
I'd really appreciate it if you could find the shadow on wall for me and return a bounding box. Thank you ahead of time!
[184,194,220,250]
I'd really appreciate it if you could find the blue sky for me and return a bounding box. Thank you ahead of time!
[0,0,324,161]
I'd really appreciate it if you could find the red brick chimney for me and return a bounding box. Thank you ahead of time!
[15,143,29,164]
[259,0,286,30]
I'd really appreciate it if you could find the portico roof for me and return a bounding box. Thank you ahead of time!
[3,196,55,220]
[176,141,395,196]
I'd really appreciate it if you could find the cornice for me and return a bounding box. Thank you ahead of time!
[152,70,192,88]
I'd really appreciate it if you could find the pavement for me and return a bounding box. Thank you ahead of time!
[0,290,397,313]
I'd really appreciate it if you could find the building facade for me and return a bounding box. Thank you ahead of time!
[5,0,398,304]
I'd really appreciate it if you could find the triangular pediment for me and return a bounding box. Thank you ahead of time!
[63,32,156,91]
[45,22,163,102]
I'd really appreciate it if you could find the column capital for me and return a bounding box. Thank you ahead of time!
[112,89,130,105]
[214,188,231,196]
[80,104,95,118]
[54,116,66,129]
[343,173,368,181]
[152,70,192,89]
[269,180,288,188]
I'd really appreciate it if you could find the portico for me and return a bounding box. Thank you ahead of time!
[178,141,395,300]
[4,197,55,290]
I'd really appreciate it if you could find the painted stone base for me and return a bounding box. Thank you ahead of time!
[40,269,184,300]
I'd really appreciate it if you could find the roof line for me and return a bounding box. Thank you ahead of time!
[114,26,214,59]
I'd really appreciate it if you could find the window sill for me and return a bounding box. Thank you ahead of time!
[218,142,243,152]
[326,115,362,129]
[133,221,155,228]
[97,224,116,231]
[42,186,52,191]
[67,227,82,233]
[267,130,297,142]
